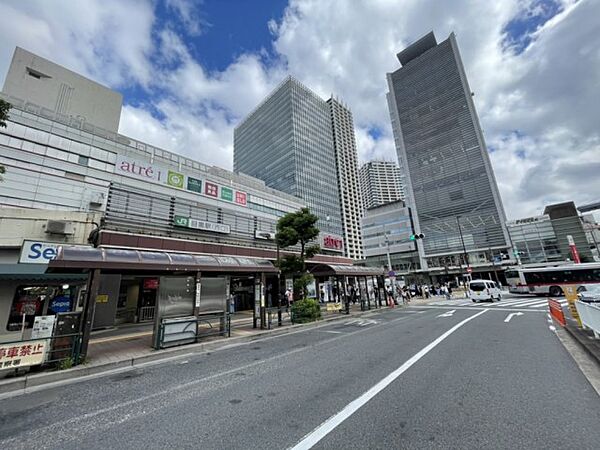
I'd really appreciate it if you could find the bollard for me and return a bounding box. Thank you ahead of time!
[345,299,350,315]
[278,307,282,326]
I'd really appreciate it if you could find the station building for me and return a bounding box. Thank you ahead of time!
[0,48,382,355]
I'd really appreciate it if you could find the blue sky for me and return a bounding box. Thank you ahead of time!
[0,0,598,219]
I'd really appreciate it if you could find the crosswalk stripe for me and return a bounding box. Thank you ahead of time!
[490,299,544,308]
[493,299,540,307]
[529,300,568,308]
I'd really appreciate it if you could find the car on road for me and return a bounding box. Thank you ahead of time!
[469,280,502,302]
[577,284,600,303]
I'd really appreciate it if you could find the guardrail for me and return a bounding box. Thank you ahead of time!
[0,333,82,372]
[575,301,600,339]
[139,306,155,322]
[155,312,231,349]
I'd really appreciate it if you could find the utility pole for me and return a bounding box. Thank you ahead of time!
[384,231,396,304]
[489,246,499,283]
[456,215,471,280]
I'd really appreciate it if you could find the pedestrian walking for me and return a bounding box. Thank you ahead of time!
[441,284,450,300]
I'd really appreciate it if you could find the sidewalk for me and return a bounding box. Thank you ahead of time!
[0,303,389,398]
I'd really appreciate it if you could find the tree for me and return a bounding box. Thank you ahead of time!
[0,98,11,181]
[276,207,321,299]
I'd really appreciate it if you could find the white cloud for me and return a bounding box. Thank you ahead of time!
[0,0,155,89]
[0,0,598,220]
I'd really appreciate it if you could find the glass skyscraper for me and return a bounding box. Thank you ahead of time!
[234,77,344,243]
[387,32,509,271]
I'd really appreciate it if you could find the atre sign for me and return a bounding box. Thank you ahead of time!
[321,234,344,253]
[115,155,247,207]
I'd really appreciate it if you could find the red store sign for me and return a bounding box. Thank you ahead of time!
[322,235,344,252]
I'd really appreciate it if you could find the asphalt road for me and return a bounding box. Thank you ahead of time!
[1,297,599,449]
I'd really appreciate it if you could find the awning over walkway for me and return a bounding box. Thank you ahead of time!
[47,247,278,274]
[310,263,385,277]
[0,264,88,281]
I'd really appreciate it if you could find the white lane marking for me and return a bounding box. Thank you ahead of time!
[345,319,379,327]
[288,309,488,450]
[319,330,344,334]
[437,310,456,317]
[504,312,524,323]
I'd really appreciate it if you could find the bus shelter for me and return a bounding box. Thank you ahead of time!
[309,263,385,310]
[47,246,278,358]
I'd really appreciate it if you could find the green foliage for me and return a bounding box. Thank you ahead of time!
[293,273,314,299]
[305,244,321,259]
[277,254,304,275]
[276,207,320,250]
[291,298,322,323]
[275,207,321,299]
[56,357,74,370]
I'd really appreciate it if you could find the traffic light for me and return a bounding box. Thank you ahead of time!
[409,233,425,241]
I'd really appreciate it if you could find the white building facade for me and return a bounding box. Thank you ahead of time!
[327,98,363,260]
[359,160,404,211]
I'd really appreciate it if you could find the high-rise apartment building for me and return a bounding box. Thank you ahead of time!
[328,98,363,260]
[234,77,363,259]
[359,160,404,210]
[387,32,509,272]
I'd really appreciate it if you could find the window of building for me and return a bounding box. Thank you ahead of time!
[78,155,89,166]
[6,285,76,331]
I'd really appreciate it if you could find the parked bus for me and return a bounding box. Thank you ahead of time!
[505,263,600,296]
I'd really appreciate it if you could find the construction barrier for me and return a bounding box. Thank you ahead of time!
[548,298,566,327]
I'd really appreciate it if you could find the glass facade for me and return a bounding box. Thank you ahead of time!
[507,217,562,264]
[387,33,508,268]
[234,77,343,237]
[361,201,419,272]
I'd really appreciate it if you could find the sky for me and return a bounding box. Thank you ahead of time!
[0,0,598,220]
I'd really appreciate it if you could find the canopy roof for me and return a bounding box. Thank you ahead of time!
[47,247,278,274]
[310,263,385,277]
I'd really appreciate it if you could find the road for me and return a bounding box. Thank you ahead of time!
[1,294,599,449]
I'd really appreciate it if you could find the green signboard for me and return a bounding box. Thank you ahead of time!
[173,215,189,227]
[220,186,233,202]
[187,177,202,193]
[167,170,184,189]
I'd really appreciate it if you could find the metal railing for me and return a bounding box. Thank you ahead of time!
[155,313,231,349]
[0,333,82,372]
[575,301,600,339]
[138,306,155,322]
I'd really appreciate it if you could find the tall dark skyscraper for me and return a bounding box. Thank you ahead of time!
[387,32,509,271]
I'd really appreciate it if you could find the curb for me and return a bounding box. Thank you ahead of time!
[564,324,600,367]
[0,305,392,398]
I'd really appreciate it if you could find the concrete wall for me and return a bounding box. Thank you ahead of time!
[0,208,101,248]
[2,47,122,132]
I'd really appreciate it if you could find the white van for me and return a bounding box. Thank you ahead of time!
[469,280,502,302]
